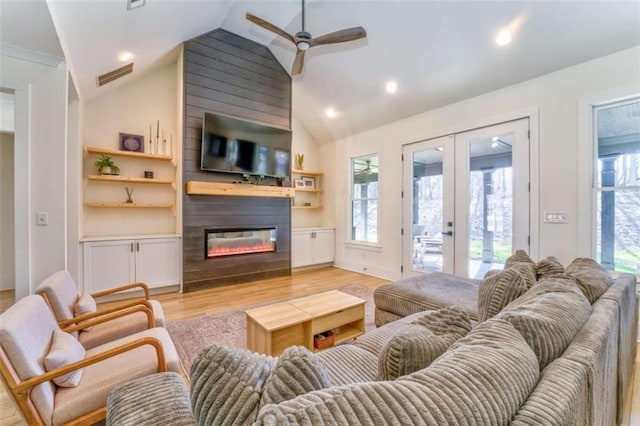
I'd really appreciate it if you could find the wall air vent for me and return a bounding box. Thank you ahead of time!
[96,63,133,87]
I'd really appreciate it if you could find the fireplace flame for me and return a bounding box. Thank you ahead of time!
[207,242,275,258]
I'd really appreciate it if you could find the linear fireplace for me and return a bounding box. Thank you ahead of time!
[205,228,277,259]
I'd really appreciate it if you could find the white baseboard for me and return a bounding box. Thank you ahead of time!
[334,260,399,281]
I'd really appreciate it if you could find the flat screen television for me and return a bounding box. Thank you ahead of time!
[201,112,291,178]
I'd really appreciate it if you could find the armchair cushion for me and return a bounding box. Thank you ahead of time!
[74,292,97,331]
[44,330,85,387]
[36,271,79,322]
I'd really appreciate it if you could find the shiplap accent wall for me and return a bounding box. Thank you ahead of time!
[182,29,292,292]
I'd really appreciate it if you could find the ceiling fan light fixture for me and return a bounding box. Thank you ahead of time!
[297,41,311,51]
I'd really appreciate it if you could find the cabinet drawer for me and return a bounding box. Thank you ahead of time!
[312,305,364,335]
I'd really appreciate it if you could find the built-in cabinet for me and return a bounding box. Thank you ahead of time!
[292,228,335,268]
[82,236,181,292]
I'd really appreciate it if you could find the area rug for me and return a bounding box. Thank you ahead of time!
[168,283,375,372]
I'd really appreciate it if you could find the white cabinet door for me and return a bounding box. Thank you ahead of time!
[312,229,335,264]
[291,230,313,267]
[83,240,135,293]
[135,238,180,287]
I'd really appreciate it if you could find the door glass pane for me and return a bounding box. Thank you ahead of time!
[352,154,379,243]
[468,133,513,278]
[412,148,444,272]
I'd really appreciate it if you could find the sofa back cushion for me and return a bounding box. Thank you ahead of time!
[0,295,59,425]
[504,249,535,268]
[256,319,539,425]
[377,306,471,380]
[478,268,528,322]
[535,256,564,279]
[497,275,592,369]
[564,257,614,303]
[260,346,331,408]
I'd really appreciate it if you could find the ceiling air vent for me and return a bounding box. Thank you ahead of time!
[96,63,133,87]
[127,0,145,10]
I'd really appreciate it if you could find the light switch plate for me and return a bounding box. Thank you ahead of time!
[543,211,568,223]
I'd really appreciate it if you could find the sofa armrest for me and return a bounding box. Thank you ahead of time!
[91,282,150,300]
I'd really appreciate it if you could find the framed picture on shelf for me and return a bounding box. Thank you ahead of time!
[302,176,316,189]
[119,133,144,153]
[294,179,305,188]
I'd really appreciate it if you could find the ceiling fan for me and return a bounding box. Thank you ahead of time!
[246,0,367,76]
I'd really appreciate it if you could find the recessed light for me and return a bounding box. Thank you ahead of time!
[492,142,499,148]
[127,0,145,11]
[496,29,512,46]
[492,136,499,141]
[118,51,133,62]
[325,107,337,118]
[385,80,398,94]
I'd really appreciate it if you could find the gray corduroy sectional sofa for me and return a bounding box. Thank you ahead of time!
[109,255,638,425]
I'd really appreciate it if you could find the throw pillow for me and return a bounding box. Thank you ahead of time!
[535,256,564,280]
[504,249,535,268]
[478,268,528,322]
[44,329,85,387]
[508,262,538,289]
[74,292,97,331]
[260,345,332,408]
[378,306,471,381]
[564,257,614,303]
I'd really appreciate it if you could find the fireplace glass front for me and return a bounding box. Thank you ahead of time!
[205,228,276,258]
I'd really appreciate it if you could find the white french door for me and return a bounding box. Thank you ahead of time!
[402,118,530,279]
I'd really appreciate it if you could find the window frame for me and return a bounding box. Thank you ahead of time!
[350,153,380,245]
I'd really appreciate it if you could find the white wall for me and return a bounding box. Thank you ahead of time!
[325,46,640,280]
[291,116,324,229]
[0,132,15,290]
[82,63,178,237]
[29,63,69,289]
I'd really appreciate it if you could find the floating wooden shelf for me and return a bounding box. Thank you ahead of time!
[294,188,323,193]
[292,169,323,176]
[87,175,173,184]
[292,205,322,210]
[85,202,173,208]
[86,146,172,161]
[186,181,295,198]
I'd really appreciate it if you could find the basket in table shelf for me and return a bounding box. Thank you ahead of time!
[314,330,335,350]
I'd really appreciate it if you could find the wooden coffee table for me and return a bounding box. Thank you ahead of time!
[245,290,365,356]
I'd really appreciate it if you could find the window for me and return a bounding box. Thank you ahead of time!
[351,154,379,243]
[594,99,640,275]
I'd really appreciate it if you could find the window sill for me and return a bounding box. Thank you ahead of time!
[344,241,383,252]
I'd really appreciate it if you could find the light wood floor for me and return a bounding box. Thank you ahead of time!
[1,267,640,425]
[0,267,388,425]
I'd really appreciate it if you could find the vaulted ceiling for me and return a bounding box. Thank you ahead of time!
[3,0,640,143]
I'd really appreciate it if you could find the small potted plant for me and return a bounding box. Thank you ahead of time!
[94,155,119,175]
[295,153,304,170]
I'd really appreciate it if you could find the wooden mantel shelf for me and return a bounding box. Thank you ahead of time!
[186,181,295,198]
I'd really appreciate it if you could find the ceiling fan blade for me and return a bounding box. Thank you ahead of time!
[309,26,367,47]
[246,13,295,44]
[292,50,306,76]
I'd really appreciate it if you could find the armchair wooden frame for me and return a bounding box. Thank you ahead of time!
[0,305,167,426]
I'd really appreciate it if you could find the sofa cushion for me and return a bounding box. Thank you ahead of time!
[74,292,97,331]
[564,257,614,303]
[44,329,85,387]
[504,249,535,268]
[354,311,431,356]
[497,275,592,369]
[535,256,564,280]
[478,268,528,322]
[315,345,379,385]
[508,262,538,289]
[190,344,274,426]
[256,319,539,425]
[377,324,446,380]
[260,346,331,408]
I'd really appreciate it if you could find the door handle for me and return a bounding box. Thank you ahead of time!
[441,231,453,236]
[130,242,134,252]
[136,242,140,252]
